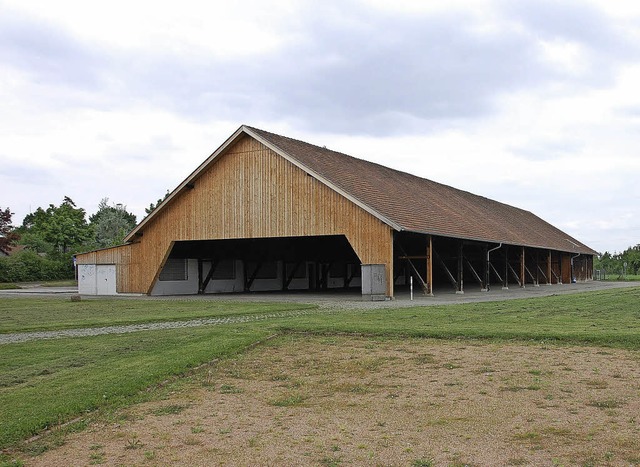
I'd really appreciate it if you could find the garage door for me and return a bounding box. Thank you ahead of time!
[96,265,117,295]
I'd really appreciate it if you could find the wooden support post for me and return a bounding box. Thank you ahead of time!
[197,259,203,294]
[281,261,287,291]
[426,235,433,296]
[535,251,540,286]
[520,246,526,288]
[457,242,464,294]
[243,260,248,292]
[503,246,509,289]
[547,250,552,285]
[558,253,563,284]
[483,245,489,292]
[324,263,331,290]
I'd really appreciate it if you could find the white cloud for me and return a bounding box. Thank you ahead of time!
[0,0,638,253]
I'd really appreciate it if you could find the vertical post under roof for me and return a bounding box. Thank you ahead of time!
[426,235,433,296]
[503,245,509,289]
[457,241,464,294]
[520,246,526,288]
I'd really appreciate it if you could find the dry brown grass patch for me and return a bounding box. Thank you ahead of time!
[25,336,640,466]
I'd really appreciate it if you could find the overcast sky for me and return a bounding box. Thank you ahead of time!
[1,0,639,254]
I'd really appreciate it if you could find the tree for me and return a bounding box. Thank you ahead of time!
[0,207,19,254]
[89,198,137,248]
[622,244,640,275]
[595,244,640,276]
[20,196,93,254]
[144,190,170,215]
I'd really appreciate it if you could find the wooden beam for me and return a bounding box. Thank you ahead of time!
[524,264,537,284]
[483,245,489,291]
[283,261,303,290]
[433,249,457,290]
[343,263,351,289]
[503,245,509,289]
[199,259,219,294]
[520,246,526,288]
[396,242,425,294]
[405,257,429,293]
[457,242,464,294]
[426,235,433,296]
[464,258,483,288]
[344,263,358,288]
[507,262,523,287]
[245,261,263,291]
[317,262,331,290]
[489,261,503,283]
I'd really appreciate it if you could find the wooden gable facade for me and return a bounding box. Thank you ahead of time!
[76,132,395,296]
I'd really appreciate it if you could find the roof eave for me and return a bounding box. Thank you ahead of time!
[403,228,596,255]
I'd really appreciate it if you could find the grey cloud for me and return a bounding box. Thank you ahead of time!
[4,1,639,136]
[0,9,108,91]
[499,0,639,85]
[0,159,55,185]
[499,0,631,50]
[122,5,549,134]
[125,1,638,135]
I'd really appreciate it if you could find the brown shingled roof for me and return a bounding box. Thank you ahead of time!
[246,126,596,255]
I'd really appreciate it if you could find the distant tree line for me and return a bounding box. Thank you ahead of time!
[594,245,640,277]
[0,197,137,283]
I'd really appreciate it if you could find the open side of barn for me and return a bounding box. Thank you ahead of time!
[75,125,596,298]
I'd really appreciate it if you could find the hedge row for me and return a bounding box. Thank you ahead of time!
[0,251,74,282]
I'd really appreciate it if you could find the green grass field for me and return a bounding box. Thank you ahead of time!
[0,298,317,333]
[1,286,639,454]
[600,274,640,281]
[278,287,640,348]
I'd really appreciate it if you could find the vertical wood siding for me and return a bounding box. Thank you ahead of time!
[78,135,394,295]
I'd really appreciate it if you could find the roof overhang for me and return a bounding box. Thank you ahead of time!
[402,228,597,255]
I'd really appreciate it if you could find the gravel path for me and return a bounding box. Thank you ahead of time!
[0,308,328,345]
[2,281,636,345]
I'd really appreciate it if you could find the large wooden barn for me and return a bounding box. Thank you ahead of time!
[76,125,596,298]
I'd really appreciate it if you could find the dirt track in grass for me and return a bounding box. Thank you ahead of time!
[27,336,640,466]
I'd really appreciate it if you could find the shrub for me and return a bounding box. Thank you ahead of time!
[0,250,74,282]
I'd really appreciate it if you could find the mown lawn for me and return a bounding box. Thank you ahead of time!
[0,298,317,333]
[1,286,639,454]
[0,324,273,450]
[278,287,640,348]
